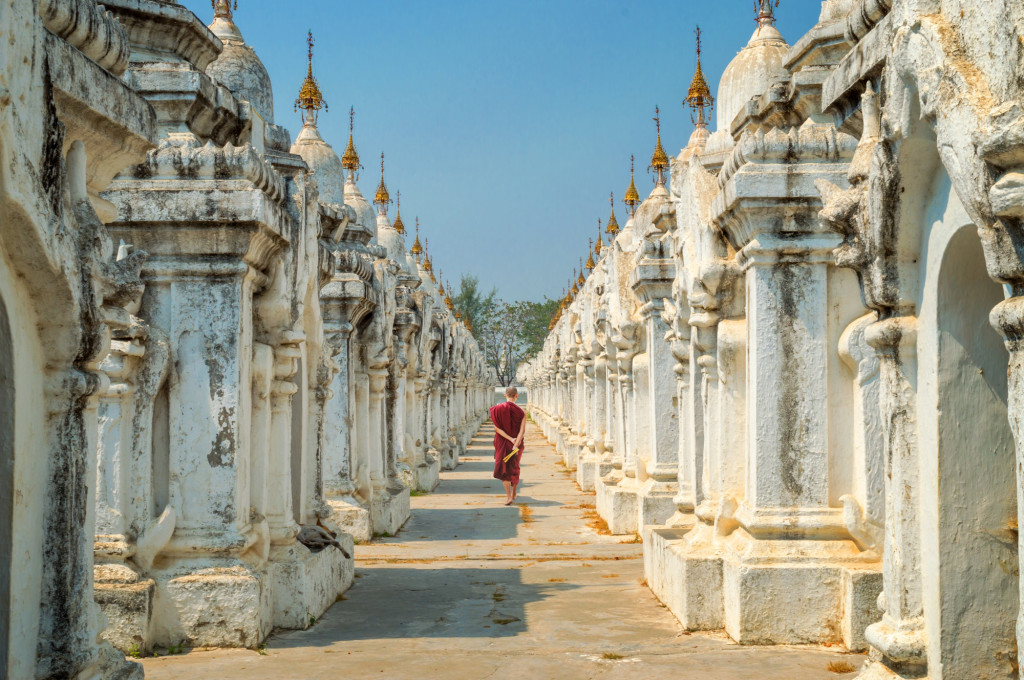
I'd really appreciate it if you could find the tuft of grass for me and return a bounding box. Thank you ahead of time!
[492,592,506,602]
[126,643,142,659]
[492,616,519,625]
[638,577,649,587]
[308,615,317,626]
[166,643,185,655]
[255,644,268,656]
[827,660,856,674]
[601,652,625,660]
[410,489,427,497]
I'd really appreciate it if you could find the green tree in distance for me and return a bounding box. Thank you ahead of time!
[453,275,559,386]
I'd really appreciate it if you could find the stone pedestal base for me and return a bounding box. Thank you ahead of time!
[415,455,441,492]
[843,568,883,652]
[328,496,372,543]
[441,444,460,470]
[564,438,580,470]
[268,539,353,629]
[151,559,273,648]
[595,473,639,535]
[720,530,881,645]
[650,523,724,630]
[92,643,145,680]
[94,563,155,654]
[371,486,411,535]
[638,477,678,527]
[577,457,612,492]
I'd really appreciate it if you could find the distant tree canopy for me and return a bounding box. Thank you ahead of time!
[453,275,559,387]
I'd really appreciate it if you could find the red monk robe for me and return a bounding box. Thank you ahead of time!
[490,400,525,486]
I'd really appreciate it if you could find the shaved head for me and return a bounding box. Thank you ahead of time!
[505,386,518,399]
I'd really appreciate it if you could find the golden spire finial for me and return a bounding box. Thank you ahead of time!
[438,271,445,295]
[295,31,327,125]
[586,240,595,271]
[595,219,604,254]
[393,190,406,234]
[341,106,361,175]
[606,191,620,234]
[577,259,586,286]
[423,237,434,273]
[374,152,391,213]
[686,26,714,129]
[212,0,236,19]
[649,106,669,186]
[410,218,424,259]
[624,155,640,216]
[571,268,579,296]
[444,281,454,310]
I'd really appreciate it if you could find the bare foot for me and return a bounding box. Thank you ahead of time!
[504,498,514,506]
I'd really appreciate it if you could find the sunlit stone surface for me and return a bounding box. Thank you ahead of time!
[520,1,1024,677]
[1,0,490,675]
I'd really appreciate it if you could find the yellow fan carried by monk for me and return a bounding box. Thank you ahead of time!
[503,447,519,463]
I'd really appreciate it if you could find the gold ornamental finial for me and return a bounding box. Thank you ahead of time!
[455,309,463,321]
[341,107,361,175]
[423,238,434,274]
[624,155,640,216]
[374,152,391,213]
[571,269,579,296]
[595,219,604,254]
[438,272,446,296]
[606,191,620,234]
[393,190,406,234]
[577,259,586,286]
[445,283,454,310]
[586,240,595,271]
[410,218,424,259]
[649,106,669,186]
[295,31,327,125]
[212,0,236,19]
[686,26,714,128]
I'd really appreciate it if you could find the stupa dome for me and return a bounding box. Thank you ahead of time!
[207,4,275,124]
[715,23,788,133]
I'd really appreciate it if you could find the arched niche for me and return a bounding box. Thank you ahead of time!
[916,155,1019,676]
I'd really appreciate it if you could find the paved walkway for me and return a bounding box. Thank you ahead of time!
[141,422,863,679]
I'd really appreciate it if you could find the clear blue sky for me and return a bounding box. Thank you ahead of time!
[182,0,824,302]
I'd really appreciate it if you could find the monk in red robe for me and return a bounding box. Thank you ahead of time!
[490,385,526,505]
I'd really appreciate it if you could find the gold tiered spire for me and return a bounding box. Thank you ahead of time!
[624,155,640,216]
[437,272,446,296]
[586,240,595,271]
[595,219,603,255]
[393,191,406,234]
[373,152,391,215]
[341,107,361,176]
[577,259,586,287]
[649,106,669,187]
[606,191,620,235]
[295,31,327,125]
[570,269,579,296]
[423,238,434,278]
[410,218,424,260]
[685,26,714,128]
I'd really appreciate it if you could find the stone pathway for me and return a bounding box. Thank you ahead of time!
[141,422,864,679]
